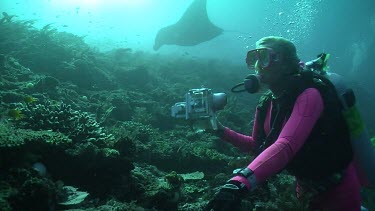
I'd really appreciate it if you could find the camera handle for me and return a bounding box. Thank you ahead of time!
[210,113,218,130]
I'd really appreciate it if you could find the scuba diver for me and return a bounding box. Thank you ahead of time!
[205,36,374,211]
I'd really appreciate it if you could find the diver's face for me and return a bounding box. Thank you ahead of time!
[254,50,283,85]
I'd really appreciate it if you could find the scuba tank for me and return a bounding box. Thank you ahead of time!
[303,53,375,187]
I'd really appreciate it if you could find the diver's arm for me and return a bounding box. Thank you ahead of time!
[232,88,324,189]
[220,108,261,152]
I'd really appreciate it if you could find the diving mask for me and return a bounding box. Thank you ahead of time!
[246,48,279,69]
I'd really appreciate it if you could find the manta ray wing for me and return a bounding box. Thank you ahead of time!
[153,0,223,50]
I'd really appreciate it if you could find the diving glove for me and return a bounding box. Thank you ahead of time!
[205,180,247,211]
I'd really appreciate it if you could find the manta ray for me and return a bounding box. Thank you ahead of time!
[153,0,223,51]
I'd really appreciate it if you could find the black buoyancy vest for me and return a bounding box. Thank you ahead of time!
[254,72,353,180]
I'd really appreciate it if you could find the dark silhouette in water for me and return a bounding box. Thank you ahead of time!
[153,0,223,50]
[0,12,17,23]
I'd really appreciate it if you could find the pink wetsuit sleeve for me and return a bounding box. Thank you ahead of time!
[221,108,260,152]
[233,88,324,189]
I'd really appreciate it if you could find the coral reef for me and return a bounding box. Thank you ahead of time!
[0,121,133,199]
[6,168,59,211]
[16,100,114,146]
[0,122,71,148]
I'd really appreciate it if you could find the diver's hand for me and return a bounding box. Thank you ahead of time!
[205,180,247,211]
[216,119,225,131]
[206,115,225,135]
[215,120,226,137]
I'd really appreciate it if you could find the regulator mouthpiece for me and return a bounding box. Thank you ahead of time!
[231,74,261,94]
[244,74,261,93]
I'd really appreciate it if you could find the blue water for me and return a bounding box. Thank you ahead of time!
[1,0,374,71]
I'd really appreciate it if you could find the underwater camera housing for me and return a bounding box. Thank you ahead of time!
[171,88,227,131]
